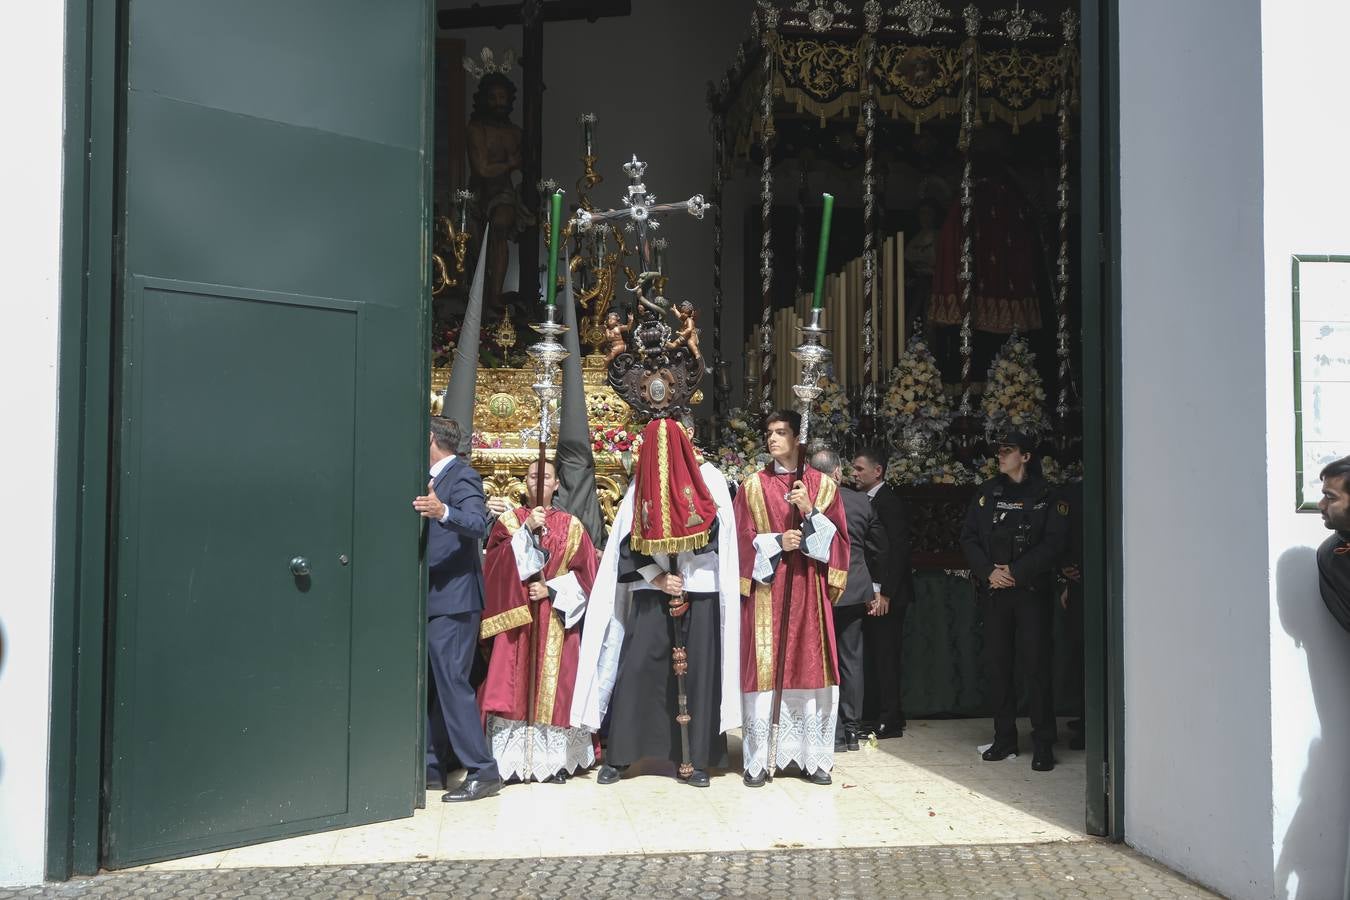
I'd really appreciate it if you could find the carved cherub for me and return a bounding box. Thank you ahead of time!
[667,300,702,362]
[603,311,632,365]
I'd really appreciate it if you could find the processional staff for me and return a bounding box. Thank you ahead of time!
[572,158,714,782]
[523,190,570,775]
[767,193,834,780]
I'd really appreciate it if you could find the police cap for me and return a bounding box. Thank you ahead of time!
[994,429,1034,452]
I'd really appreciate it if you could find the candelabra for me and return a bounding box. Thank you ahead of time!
[791,308,831,446]
[526,305,570,445]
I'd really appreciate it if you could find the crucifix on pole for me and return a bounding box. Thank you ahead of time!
[439,0,632,305]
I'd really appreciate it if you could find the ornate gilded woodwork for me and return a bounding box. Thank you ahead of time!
[432,353,633,524]
[719,11,1072,157]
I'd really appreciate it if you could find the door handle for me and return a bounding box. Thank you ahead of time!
[289,556,311,577]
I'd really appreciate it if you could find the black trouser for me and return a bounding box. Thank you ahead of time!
[982,586,1056,747]
[832,603,867,740]
[862,599,908,727]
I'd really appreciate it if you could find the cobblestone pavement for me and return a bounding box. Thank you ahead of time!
[3,842,1216,898]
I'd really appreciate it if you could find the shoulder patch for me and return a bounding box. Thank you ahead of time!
[978,495,986,507]
[1056,500,1069,516]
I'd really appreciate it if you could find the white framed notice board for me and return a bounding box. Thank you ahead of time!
[1294,254,1350,510]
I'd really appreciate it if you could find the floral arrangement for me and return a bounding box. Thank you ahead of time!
[591,426,641,473]
[881,335,953,446]
[982,334,1050,439]
[713,407,766,484]
[886,452,976,486]
[808,375,857,452]
[431,324,460,368]
[591,427,636,454]
[471,431,505,450]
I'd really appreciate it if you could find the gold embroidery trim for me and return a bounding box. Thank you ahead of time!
[742,472,770,532]
[755,583,774,693]
[658,419,674,540]
[826,566,847,604]
[739,576,753,598]
[815,569,833,688]
[812,475,837,513]
[498,510,522,534]
[479,603,532,640]
[534,612,565,724]
[556,516,583,573]
[630,530,711,555]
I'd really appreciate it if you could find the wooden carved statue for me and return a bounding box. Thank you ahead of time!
[667,299,702,363]
[465,48,532,312]
[603,311,632,365]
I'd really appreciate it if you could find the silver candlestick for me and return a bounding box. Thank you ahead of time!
[527,306,570,445]
[791,307,831,446]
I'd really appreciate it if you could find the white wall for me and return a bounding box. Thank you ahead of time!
[1117,1,1274,897]
[0,0,65,887]
[1262,2,1350,898]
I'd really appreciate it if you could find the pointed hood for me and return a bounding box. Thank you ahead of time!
[442,226,489,454]
[552,249,607,546]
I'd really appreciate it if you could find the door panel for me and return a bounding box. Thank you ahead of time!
[105,0,431,868]
[111,280,358,857]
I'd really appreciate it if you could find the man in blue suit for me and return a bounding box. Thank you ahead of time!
[412,416,502,802]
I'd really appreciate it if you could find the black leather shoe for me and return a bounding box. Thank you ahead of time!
[542,768,570,784]
[596,764,628,785]
[805,769,832,786]
[684,769,711,788]
[442,777,503,802]
[1032,745,1056,772]
[846,729,860,752]
[743,770,766,788]
[982,741,1018,762]
[834,738,849,753]
[876,720,905,739]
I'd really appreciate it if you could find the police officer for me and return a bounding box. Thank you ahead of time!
[960,430,1068,772]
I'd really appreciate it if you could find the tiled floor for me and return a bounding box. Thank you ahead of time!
[139,718,1087,871]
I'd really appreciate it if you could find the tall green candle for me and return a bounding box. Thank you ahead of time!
[544,190,564,310]
[812,192,835,310]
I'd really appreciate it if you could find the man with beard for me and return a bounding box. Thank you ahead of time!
[1317,456,1350,631]
[735,409,850,787]
[574,418,742,789]
[479,459,598,784]
[466,71,530,309]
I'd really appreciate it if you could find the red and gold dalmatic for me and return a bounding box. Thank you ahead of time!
[733,464,850,778]
[479,507,598,781]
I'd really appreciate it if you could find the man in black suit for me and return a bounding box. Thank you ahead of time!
[811,449,888,753]
[852,448,914,738]
[412,416,502,802]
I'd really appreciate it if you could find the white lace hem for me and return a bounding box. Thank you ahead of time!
[740,687,838,777]
[487,716,596,782]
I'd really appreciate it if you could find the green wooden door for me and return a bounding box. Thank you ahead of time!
[104,0,432,868]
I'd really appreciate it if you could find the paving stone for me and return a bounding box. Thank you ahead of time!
[0,844,1218,899]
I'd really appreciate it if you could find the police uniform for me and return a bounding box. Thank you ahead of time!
[959,433,1068,769]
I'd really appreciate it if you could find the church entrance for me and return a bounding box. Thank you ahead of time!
[51,0,1120,877]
